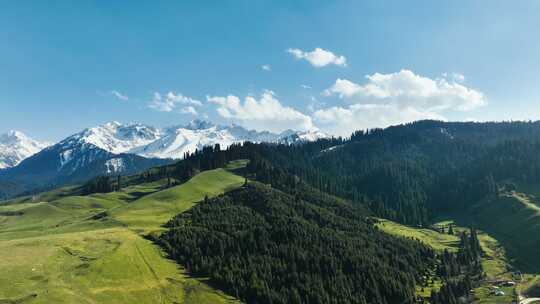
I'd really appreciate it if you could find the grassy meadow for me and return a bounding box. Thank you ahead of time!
[0,166,244,303]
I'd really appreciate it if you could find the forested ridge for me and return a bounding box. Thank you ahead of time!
[92,120,540,225]
[81,120,540,303]
[160,182,436,304]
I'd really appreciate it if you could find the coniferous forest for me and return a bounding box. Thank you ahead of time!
[160,182,436,304]
[81,120,540,303]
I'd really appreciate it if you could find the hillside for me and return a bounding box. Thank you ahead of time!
[160,182,435,304]
[465,187,540,272]
[177,121,540,265]
[376,218,521,303]
[0,166,244,303]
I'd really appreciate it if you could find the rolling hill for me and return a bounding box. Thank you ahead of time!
[0,165,244,303]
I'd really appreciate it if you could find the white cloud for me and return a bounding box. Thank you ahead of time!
[287,48,347,67]
[323,79,360,98]
[261,64,271,71]
[148,92,202,112]
[314,104,445,136]
[207,90,314,133]
[316,70,487,136]
[111,90,128,101]
[301,84,312,89]
[325,70,486,112]
[180,106,198,115]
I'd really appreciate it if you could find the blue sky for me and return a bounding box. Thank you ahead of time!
[2,1,540,140]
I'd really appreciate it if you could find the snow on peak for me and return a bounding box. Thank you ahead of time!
[5,121,329,171]
[0,130,50,169]
[132,123,329,159]
[62,121,162,154]
[277,128,329,144]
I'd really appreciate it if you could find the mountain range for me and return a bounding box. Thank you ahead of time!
[0,120,327,199]
[0,130,50,169]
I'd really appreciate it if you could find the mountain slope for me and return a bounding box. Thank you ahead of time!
[0,138,170,199]
[160,182,435,304]
[0,166,244,303]
[156,119,540,275]
[65,121,161,154]
[0,131,49,169]
[0,120,326,199]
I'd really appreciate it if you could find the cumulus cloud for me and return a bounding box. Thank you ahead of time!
[314,104,445,136]
[261,64,271,71]
[111,90,128,101]
[207,90,314,133]
[323,79,360,98]
[325,70,486,112]
[148,92,202,112]
[287,48,347,67]
[317,70,486,136]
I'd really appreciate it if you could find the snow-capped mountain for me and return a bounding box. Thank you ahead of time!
[0,120,327,199]
[131,120,324,159]
[277,129,330,145]
[56,120,328,160]
[0,131,50,169]
[61,121,161,155]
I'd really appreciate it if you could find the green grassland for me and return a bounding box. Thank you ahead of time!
[384,181,540,304]
[0,167,244,304]
[376,218,519,303]
[2,185,81,206]
[375,219,458,299]
[112,168,245,233]
[375,219,460,252]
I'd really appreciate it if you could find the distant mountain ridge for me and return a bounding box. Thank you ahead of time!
[69,119,327,159]
[0,120,327,199]
[0,130,50,169]
[0,120,327,170]
[130,120,328,159]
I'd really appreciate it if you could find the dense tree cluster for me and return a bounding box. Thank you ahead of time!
[160,183,436,304]
[430,228,483,304]
[83,175,121,194]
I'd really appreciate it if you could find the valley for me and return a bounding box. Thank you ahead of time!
[377,217,540,304]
